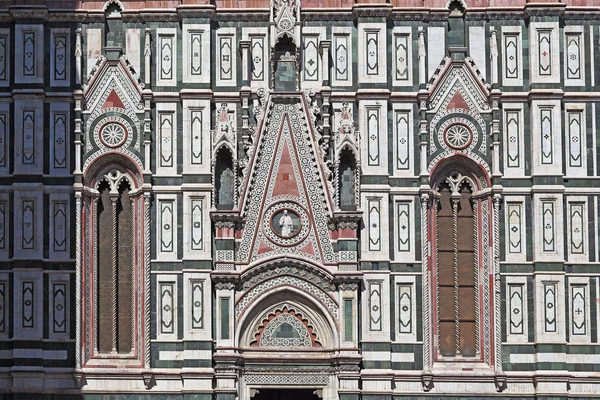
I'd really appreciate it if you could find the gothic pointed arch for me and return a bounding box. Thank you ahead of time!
[427,154,494,364]
[235,259,338,331]
[238,286,337,350]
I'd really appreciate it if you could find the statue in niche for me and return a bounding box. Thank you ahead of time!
[340,165,355,210]
[273,209,299,237]
[218,167,234,207]
[279,210,294,236]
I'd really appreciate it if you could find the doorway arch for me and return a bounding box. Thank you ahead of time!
[234,262,342,400]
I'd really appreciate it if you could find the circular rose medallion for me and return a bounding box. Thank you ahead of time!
[263,202,310,247]
[444,123,473,150]
[100,122,128,148]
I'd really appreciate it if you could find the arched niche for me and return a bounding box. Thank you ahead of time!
[338,148,357,211]
[78,152,149,368]
[95,170,134,354]
[104,0,124,48]
[427,155,493,363]
[273,37,297,91]
[214,146,235,210]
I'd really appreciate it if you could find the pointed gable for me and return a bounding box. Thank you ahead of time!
[83,56,144,122]
[428,57,490,115]
[236,93,336,267]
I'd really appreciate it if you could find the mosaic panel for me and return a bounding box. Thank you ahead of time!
[159,113,174,168]
[542,201,555,252]
[508,284,524,335]
[53,34,67,81]
[538,30,552,76]
[397,202,410,252]
[191,280,204,330]
[22,281,34,328]
[303,36,319,81]
[190,110,203,165]
[567,111,582,168]
[369,281,382,331]
[506,110,520,168]
[540,108,553,165]
[571,285,586,336]
[544,282,557,333]
[366,31,379,75]
[398,284,412,334]
[566,33,581,80]
[22,31,35,76]
[159,35,173,81]
[396,111,410,170]
[507,203,522,254]
[52,282,67,334]
[191,198,203,251]
[367,108,380,166]
[569,203,584,255]
[159,282,174,335]
[22,110,35,165]
[334,34,349,82]
[504,34,519,79]
[219,35,233,81]
[368,198,381,252]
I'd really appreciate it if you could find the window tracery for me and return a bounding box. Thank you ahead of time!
[428,157,492,364]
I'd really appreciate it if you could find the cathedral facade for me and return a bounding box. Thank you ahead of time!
[1,0,600,399]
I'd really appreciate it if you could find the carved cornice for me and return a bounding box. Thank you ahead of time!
[333,271,362,288]
[211,210,241,224]
[329,211,362,230]
[176,5,216,20]
[352,3,392,19]
[302,9,353,21]
[9,5,48,20]
[216,10,268,22]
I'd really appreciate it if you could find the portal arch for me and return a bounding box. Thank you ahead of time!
[237,285,338,350]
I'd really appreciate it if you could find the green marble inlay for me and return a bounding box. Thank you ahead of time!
[220,297,230,340]
[344,298,353,342]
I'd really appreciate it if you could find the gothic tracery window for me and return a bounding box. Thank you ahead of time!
[436,175,476,357]
[430,162,492,362]
[96,171,134,354]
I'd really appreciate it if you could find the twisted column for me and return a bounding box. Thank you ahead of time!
[111,194,118,353]
[92,196,99,354]
[473,200,480,354]
[420,194,431,371]
[144,193,151,368]
[130,196,136,352]
[452,198,460,355]
[493,194,503,371]
[74,192,82,368]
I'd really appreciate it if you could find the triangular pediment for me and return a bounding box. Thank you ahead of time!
[83,56,144,120]
[428,57,490,115]
[237,94,336,267]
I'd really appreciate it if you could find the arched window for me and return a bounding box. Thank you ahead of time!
[428,157,493,364]
[96,171,133,354]
[78,160,149,369]
[436,176,476,357]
